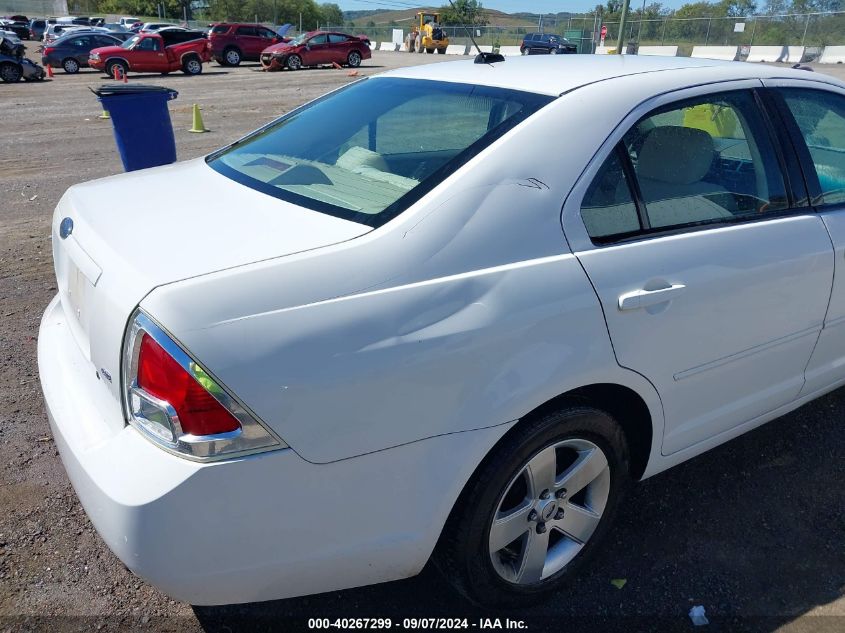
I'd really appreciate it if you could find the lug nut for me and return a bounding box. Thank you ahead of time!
[528,510,538,522]
[554,508,565,520]
[536,522,547,534]
[556,488,567,499]
[540,490,551,500]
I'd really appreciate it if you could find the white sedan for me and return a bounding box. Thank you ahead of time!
[39,55,845,606]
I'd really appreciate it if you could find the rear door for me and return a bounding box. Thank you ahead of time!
[327,33,350,64]
[234,25,261,57]
[562,82,833,455]
[764,81,845,397]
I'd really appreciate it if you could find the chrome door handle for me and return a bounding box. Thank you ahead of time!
[618,284,686,311]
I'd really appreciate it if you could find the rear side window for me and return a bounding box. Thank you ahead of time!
[581,90,790,241]
[581,148,640,239]
[236,26,257,36]
[780,89,845,207]
[208,78,552,227]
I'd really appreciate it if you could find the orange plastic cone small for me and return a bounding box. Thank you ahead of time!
[332,61,342,69]
[112,65,119,81]
[45,64,53,78]
[123,67,128,83]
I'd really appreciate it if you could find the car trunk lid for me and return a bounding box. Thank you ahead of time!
[51,157,370,412]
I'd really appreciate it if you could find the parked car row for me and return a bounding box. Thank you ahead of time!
[27,24,371,77]
[6,19,379,81]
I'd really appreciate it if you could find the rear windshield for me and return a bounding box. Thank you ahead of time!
[208,78,552,228]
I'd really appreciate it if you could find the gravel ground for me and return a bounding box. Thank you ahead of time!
[0,54,843,633]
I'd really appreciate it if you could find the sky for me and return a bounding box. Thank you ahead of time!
[337,1,691,13]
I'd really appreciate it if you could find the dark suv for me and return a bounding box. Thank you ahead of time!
[208,23,286,66]
[520,33,577,55]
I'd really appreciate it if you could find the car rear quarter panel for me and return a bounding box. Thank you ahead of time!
[141,85,667,464]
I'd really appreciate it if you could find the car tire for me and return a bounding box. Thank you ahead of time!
[104,59,127,78]
[425,47,435,54]
[62,58,80,73]
[347,50,362,68]
[182,56,203,75]
[223,47,241,66]
[286,54,302,70]
[0,61,23,83]
[434,404,630,607]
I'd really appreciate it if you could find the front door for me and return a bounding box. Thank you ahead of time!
[567,87,833,454]
[132,36,165,70]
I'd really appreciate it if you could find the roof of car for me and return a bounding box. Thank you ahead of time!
[382,55,844,96]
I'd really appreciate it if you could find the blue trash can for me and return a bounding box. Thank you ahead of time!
[93,85,179,172]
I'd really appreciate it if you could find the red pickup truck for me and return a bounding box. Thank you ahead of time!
[89,30,211,76]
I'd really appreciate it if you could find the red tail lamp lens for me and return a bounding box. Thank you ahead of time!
[136,333,240,436]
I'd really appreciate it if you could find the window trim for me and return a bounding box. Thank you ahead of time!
[575,86,808,247]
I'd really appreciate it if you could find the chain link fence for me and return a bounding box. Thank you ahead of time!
[332,10,845,57]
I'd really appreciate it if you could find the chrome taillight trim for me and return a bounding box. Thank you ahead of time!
[121,309,287,462]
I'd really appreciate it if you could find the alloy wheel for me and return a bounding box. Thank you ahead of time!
[225,49,240,65]
[488,438,610,585]
[348,51,361,67]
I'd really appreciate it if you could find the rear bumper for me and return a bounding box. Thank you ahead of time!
[38,295,505,604]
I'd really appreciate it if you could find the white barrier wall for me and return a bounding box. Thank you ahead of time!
[638,45,678,57]
[691,46,738,60]
[819,46,845,63]
[478,45,493,53]
[594,46,611,55]
[446,44,468,55]
[498,46,522,56]
[378,42,398,52]
[745,45,804,62]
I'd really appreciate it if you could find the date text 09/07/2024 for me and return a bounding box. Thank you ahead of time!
[307,618,528,630]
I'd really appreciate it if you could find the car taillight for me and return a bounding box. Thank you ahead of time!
[122,310,285,461]
[137,333,240,436]
[43,46,54,54]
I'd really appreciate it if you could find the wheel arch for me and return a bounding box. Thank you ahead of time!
[104,56,130,70]
[428,378,660,578]
[180,51,202,64]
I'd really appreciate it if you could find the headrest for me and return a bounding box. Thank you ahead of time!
[637,126,715,185]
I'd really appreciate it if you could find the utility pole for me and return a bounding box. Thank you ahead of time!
[616,0,630,54]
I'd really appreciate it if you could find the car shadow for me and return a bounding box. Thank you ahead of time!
[192,389,845,632]
[93,71,231,80]
[256,64,386,73]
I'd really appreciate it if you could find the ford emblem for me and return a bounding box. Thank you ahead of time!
[59,217,73,239]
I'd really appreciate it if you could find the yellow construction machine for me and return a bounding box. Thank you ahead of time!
[409,11,448,54]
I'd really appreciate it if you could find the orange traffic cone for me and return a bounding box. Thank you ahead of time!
[332,61,342,69]
[112,65,119,81]
[45,64,53,78]
[123,67,128,83]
